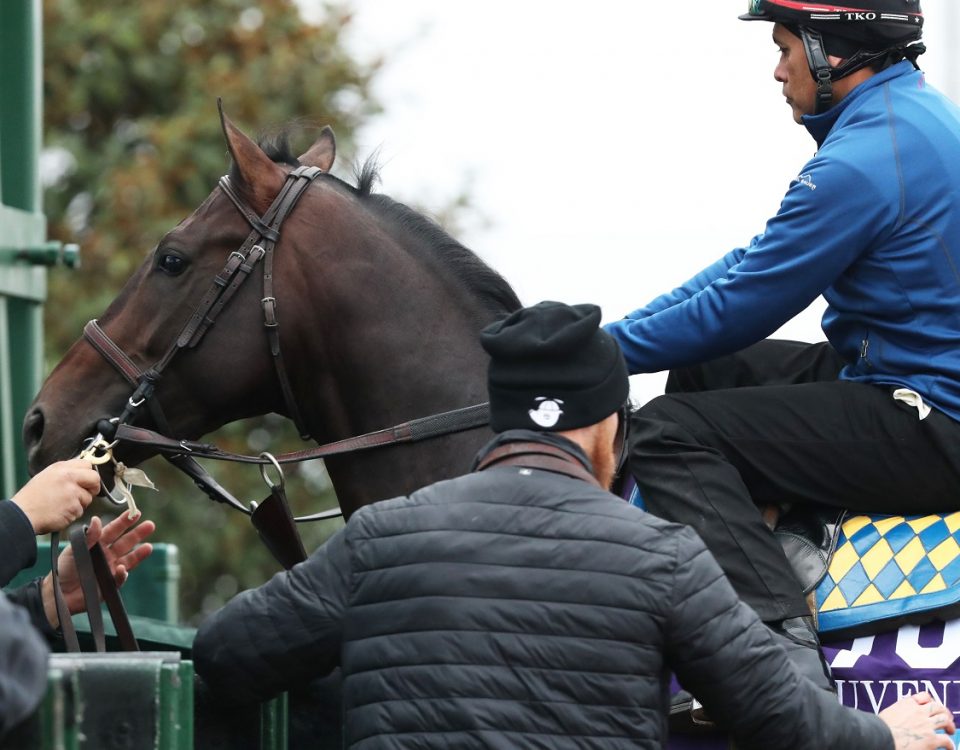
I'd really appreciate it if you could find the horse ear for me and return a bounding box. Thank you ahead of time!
[298,126,336,172]
[218,100,285,213]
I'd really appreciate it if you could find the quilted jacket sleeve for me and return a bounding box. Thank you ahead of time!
[193,526,353,705]
[0,500,38,588]
[0,590,49,739]
[5,578,56,639]
[665,526,893,750]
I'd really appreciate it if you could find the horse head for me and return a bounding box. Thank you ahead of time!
[24,107,331,466]
[25,105,520,514]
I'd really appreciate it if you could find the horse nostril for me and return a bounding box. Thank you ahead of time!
[22,408,45,452]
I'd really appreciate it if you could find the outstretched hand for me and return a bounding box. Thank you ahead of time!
[880,691,956,750]
[11,458,101,534]
[41,512,156,628]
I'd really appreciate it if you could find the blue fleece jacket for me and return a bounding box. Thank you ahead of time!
[606,62,960,421]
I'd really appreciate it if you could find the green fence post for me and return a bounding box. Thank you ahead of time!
[0,0,47,497]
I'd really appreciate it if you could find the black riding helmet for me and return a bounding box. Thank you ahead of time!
[741,0,925,114]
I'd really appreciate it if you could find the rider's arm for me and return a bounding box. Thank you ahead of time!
[619,243,750,321]
[193,524,352,704]
[665,526,892,750]
[605,157,890,374]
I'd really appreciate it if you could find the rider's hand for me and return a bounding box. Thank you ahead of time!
[40,512,155,628]
[10,459,101,534]
[880,691,956,750]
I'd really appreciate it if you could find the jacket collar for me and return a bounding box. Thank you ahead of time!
[471,429,594,475]
[802,61,920,147]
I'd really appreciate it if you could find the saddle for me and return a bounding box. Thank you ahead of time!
[814,510,960,637]
[624,481,960,639]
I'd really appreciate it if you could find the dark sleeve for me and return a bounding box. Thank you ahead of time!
[0,500,37,587]
[193,526,353,705]
[664,527,893,750]
[0,591,49,739]
[6,578,58,641]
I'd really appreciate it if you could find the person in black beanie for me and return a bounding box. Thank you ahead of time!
[194,300,951,750]
[479,301,630,490]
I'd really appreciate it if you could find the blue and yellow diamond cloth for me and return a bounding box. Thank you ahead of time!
[817,512,960,634]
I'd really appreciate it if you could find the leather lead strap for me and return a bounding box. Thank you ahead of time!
[90,539,139,651]
[69,526,106,652]
[50,531,80,652]
[61,525,140,653]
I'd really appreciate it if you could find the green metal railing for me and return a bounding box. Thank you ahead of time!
[0,5,292,747]
[0,0,47,499]
[0,1,79,499]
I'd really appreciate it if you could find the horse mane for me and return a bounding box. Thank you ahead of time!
[233,128,522,317]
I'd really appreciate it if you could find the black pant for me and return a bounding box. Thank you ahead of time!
[630,340,960,622]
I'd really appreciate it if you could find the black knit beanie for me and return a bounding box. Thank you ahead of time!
[480,301,629,433]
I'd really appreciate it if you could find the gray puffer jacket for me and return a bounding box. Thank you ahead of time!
[194,432,890,750]
[0,590,49,738]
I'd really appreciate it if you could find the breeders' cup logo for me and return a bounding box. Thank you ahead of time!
[529,397,564,428]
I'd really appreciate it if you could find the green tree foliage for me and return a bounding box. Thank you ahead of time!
[41,0,382,623]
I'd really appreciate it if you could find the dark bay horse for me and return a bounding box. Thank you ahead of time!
[24,109,521,519]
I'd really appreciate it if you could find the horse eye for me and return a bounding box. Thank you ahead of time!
[158,253,187,275]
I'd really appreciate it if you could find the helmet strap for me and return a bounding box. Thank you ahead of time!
[798,28,928,117]
[798,27,834,115]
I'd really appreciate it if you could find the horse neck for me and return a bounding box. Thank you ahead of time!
[281,215,507,513]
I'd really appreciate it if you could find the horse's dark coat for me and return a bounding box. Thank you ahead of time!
[25,116,521,517]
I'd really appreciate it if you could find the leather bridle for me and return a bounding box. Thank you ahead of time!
[80,165,491,523]
[85,164,323,442]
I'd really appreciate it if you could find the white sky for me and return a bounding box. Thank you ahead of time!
[302,1,960,404]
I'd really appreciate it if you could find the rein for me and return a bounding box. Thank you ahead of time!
[113,403,491,467]
[81,166,492,522]
[107,403,490,522]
